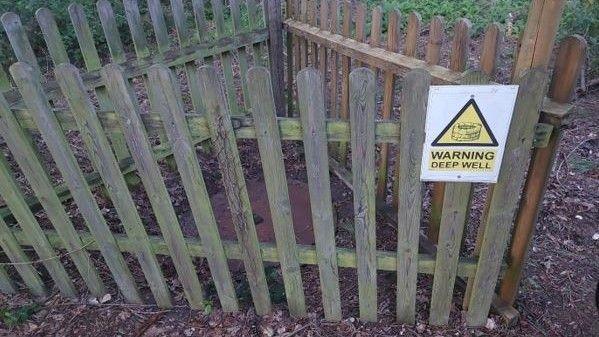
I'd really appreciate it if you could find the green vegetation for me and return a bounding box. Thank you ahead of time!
[0,1,596,75]
[366,0,597,76]
[0,304,40,326]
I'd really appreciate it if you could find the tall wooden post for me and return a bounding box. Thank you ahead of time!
[464,0,567,315]
[266,0,286,116]
[499,35,586,306]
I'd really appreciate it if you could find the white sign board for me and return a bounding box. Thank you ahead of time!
[420,85,519,183]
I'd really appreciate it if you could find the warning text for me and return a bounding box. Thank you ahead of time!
[429,150,496,171]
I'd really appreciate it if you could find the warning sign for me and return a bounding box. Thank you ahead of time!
[421,85,519,183]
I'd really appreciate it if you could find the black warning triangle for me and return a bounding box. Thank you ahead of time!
[431,98,498,147]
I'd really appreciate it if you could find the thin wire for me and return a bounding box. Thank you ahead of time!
[0,239,95,266]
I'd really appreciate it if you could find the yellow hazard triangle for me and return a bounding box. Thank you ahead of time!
[432,98,498,147]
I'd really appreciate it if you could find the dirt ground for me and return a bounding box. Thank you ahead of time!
[0,26,597,337]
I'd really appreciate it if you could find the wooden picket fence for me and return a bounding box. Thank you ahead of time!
[0,0,588,328]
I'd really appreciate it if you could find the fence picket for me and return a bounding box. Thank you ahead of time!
[318,0,329,83]
[69,3,131,163]
[396,69,430,324]
[300,0,309,68]
[428,70,487,325]
[404,12,421,58]
[123,0,150,59]
[0,93,106,298]
[55,64,172,308]
[449,19,472,71]
[10,62,142,304]
[231,0,251,110]
[0,67,11,91]
[247,67,307,317]
[377,9,400,206]
[337,0,352,163]
[247,0,264,66]
[369,6,382,74]
[466,68,547,326]
[0,265,15,294]
[192,0,209,43]
[480,23,502,78]
[36,8,70,66]
[147,64,239,312]
[0,217,46,297]
[68,4,102,71]
[425,16,444,66]
[430,18,472,242]
[148,0,171,54]
[328,0,339,118]
[0,13,41,77]
[354,2,366,67]
[170,0,206,115]
[102,64,206,309]
[97,0,127,64]
[198,65,272,315]
[297,67,342,321]
[308,0,318,65]
[0,155,76,297]
[349,68,377,322]
[211,0,240,115]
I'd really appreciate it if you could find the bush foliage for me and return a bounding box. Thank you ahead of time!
[0,0,596,75]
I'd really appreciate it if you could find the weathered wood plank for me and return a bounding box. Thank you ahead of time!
[513,0,566,79]
[284,19,463,85]
[428,182,471,325]
[430,18,471,243]
[1,13,41,77]
[36,8,70,66]
[297,67,341,321]
[123,0,150,59]
[0,154,76,297]
[404,12,421,58]
[56,64,172,308]
[148,0,171,54]
[247,67,307,317]
[97,0,127,64]
[480,23,502,78]
[396,69,430,324]
[147,64,239,312]
[449,19,472,72]
[70,2,130,162]
[0,265,15,294]
[266,0,286,114]
[376,9,400,206]
[369,5,382,74]
[425,16,444,66]
[328,0,339,118]
[498,35,587,306]
[13,228,485,277]
[231,0,251,110]
[349,67,377,322]
[0,217,46,297]
[318,0,329,83]
[354,2,366,67]
[103,63,205,309]
[10,62,142,304]
[68,4,103,71]
[198,65,271,315]
[0,92,106,298]
[337,0,352,163]
[192,0,209,43]
[466,68,548,326]
[211,0,240,115]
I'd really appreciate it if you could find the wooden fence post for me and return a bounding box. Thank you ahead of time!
[464,0,567,313]
[266,0,286,116]
[498,35,586,306]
